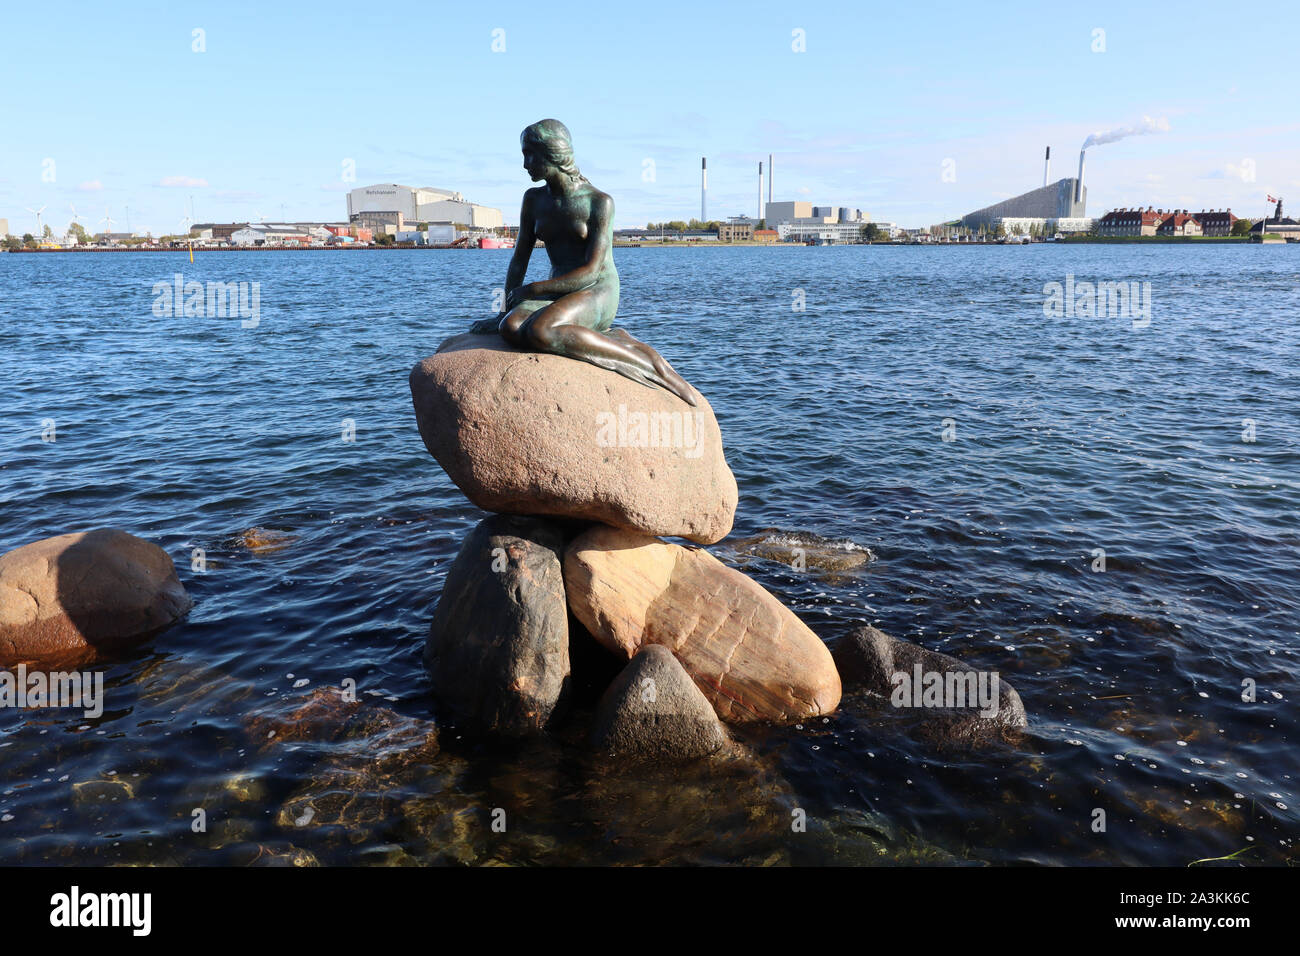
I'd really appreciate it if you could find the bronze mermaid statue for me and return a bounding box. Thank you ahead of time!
[469,119,697,407]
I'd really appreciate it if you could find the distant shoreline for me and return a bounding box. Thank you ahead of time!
[3,236,1275,253]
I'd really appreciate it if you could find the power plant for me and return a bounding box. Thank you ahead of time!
[960,146,1087,230]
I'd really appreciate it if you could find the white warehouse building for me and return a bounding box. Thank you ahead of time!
[346,183,503,229]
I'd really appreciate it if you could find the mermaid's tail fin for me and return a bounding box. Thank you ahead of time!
[602,328,699,406]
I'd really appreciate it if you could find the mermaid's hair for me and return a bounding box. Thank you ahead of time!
[521,119,588,184]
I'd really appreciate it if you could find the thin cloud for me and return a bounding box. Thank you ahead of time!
[158,176,209,188]
[76,180,104,191]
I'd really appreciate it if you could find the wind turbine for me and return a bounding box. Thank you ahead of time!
[69,204,83,242]
[101,210,115,237]
[25,205,47,236]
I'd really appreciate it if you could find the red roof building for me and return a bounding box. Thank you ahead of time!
[1097,207,1166,236]
[1157,210,1202,236]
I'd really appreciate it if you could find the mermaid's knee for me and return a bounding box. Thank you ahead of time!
[500,307,534,344]
[523,317,559,352]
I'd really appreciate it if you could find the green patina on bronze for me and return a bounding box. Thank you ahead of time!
[469,119,696,406]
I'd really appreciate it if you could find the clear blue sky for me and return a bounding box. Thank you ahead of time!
[2,0,1296,235]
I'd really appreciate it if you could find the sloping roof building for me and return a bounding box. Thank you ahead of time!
[1096,207,1165,236]
[1192,209,1237,236]
[1157,211,1202,236]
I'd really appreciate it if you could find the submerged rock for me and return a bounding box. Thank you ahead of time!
[592,644,728,762]
[732,528,874,574]
[268,696,448,842]
[235,527,296,554]
[578,742,800,865]
[409,333,738,544]
[425,514,570,736]
[564,525,841,723]
[834,625,1027,745]
[0,528,192,664]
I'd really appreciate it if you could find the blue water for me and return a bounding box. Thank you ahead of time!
[1,245,1296,865]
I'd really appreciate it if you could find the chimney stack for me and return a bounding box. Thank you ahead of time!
[1044,146,1051,187]
[1075,150,1085,204]
[701,158,707,221]
[758,161,764,222]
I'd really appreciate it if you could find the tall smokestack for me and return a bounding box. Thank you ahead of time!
[1075,150,1085,204]
[768,153,773,207]
[1043,146,1051,187]
[758,161,763,222]
[701,158,707,221]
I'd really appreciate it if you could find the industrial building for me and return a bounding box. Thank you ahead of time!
[395,225,457,245]
[0,218,8,238]
[191,222,245,241]
[346,184,503,230]
[765,201,871,243]
[960,147,1087,231]
[995,216,1093,236]
[960,179,1087,229]
[765,201,813,222]
[231,224,323,246]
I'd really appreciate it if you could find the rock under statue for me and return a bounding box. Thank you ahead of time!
[469,119,697,406]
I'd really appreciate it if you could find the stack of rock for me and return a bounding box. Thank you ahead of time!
[410,333,843,761]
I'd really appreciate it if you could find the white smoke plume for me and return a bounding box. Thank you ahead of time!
[1081,115,1170,151]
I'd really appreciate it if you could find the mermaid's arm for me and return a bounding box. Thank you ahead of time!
[504,191,538,295]
[472,192,539,331]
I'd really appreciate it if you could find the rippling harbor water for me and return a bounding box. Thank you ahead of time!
[1,245,1296,866]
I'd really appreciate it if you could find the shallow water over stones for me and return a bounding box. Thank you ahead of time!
[1,246,1296,865]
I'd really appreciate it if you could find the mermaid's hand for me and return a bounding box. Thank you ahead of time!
[469,316,503,334]
[504,284,539,310]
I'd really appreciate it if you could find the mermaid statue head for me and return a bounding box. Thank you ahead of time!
[520,119,587,184]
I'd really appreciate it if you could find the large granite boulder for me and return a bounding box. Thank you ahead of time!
[592,644,728,762]
[833,624,1027,745]
[410,333,738,545]
[425,515,571,736]
[0,528,192,664]
[564,525,841,723]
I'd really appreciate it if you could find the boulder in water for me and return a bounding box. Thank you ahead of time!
[425,515,571,736]
[409,333,737,544]
[833,625,1027,745]
[0,528,192,664]
[592,644,729,762]
[564,525,841,723]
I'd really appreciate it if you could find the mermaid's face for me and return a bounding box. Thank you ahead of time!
[521,142,548,181]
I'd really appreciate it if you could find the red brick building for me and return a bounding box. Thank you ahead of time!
[1096,207,1166,236]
